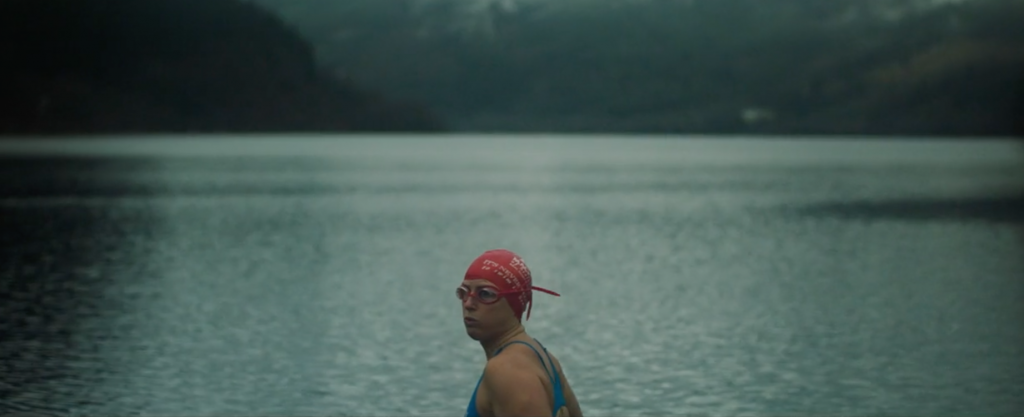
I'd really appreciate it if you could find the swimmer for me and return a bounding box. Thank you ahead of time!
[458,249,584,417]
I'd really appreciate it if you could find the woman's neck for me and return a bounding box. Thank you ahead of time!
[482,324,528,360]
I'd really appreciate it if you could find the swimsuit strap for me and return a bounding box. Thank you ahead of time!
[487,339,567,417]
[495,340,558,389]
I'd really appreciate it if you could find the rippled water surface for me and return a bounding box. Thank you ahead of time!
[1,135,1023,416]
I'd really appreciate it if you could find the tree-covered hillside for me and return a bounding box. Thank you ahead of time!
[0,0,445,135]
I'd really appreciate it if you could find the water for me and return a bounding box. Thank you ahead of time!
[1,135,1023,417]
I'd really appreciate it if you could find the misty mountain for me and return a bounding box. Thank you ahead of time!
[247,0,1023,135]
[253,0,986,40]
[5,0,1017,135]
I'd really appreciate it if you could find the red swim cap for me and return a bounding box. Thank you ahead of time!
[463,249,560,321]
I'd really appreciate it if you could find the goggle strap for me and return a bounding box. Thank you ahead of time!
[525,286,560,321]
[532,286,560,297]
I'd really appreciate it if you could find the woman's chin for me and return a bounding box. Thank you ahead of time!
[464,326,485,340]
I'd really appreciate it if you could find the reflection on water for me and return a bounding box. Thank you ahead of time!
[1,136,1022,417]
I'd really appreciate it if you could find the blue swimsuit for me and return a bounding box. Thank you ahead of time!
[465,339,567,417]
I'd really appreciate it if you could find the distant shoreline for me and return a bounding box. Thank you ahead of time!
[2,132,1021,143]
[1,135,1021,168]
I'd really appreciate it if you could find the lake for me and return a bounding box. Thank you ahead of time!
[1,134,1023,416]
